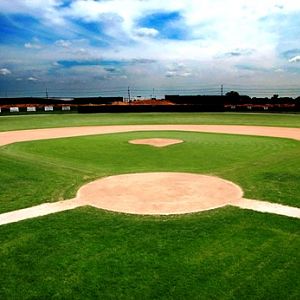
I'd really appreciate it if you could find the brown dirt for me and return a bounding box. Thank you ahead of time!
[129,138,183,147]
[1,172,300,225]
[1,125,300,146]
[76,173,243,215]
[129,100,175,105]
[0,173,243,225]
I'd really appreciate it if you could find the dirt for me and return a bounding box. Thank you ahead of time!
[129,138,183,147]
[76,173,243,215]
[1,172,299,226]
[0,173,243,224]
[128,100,175,105]
[1,125,300,146]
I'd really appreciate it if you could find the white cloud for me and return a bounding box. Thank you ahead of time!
[165,71,176,77]
[181,72,192,77]
[0,68,11,75]
[289,56,300,63]
[1,1,300,62]
[165,63,193,77]
[134,27,159,38]
[28,77,38,81]
[76,48,87,54]
[55,39,72,48]
[1,0,300,91]
[61,0,300,40]
[25,38,42,49]
[49,1,286,65]
[24,42,42,49]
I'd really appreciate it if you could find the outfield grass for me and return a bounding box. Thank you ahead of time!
[0,207,299,299]
[0,131,299,213]
[0,112,300,132]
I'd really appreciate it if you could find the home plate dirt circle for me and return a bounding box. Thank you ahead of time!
[76,172,244,215]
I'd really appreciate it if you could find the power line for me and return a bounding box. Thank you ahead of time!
[2,84,300,98]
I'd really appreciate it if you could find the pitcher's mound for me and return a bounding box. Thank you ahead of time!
[76,173,243,215]
[129,138,183,147]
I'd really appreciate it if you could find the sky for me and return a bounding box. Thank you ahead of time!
[1,0,300,98]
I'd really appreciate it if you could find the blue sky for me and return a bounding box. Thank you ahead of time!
[1,0,300,97]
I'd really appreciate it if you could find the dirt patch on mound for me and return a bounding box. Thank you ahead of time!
[129,138,183,147]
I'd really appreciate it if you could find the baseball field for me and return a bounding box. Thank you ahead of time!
[0,113,299,299]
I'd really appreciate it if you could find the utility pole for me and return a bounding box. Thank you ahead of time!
[127,86,131,102]
[46,87,49,99]
[221,84,224,96]
[152,88,155,99]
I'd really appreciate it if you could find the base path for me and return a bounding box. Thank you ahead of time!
[235,198,300,219]
[0,199,80,226]
[1,124,300,146]
[0,173,299,226]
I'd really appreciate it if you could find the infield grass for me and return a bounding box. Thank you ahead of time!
[0,131,299,213]
[0,112,299,132]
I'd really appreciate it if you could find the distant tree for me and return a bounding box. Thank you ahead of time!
[225,91,240,104]
[240,95,251,104]
[295,97,300,108]
[225,91,240,98]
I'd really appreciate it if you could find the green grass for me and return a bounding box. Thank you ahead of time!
[0,207,299,299]
[0,112,300,132]
[0,114,299,299]
[0,131,299,213]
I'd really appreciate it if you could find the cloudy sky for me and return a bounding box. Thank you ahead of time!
[1,0,300,97]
